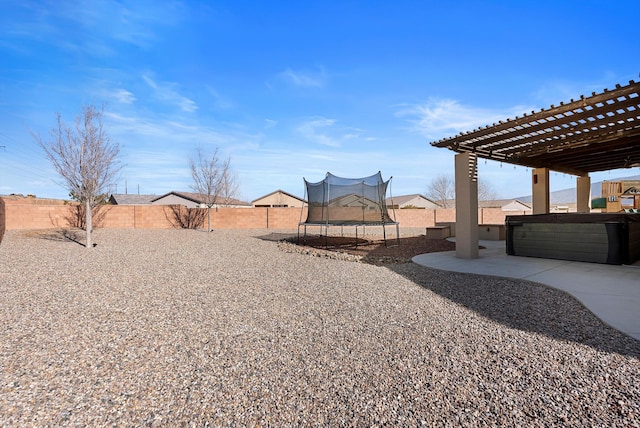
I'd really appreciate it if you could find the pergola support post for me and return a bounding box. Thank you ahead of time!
[455,152,479,259]
[532,168,550,214]
[576,174,591,213]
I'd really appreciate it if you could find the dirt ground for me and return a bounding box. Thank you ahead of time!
[285,235,456,264]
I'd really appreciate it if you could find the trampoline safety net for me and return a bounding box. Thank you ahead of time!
[298,172,399,245]
[302,171,396,225]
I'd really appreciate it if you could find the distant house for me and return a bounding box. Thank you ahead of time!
[108,194,158,205]
[386,194,441,209]
[151,191,251,208]
[479,199,532,212]
[328,193,381,208]
[252,190,306,208]
[500,199,532,212]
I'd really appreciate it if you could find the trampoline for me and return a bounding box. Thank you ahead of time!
[298,172,399,246]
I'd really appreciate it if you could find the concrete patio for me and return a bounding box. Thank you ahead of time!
[413,239,640,341]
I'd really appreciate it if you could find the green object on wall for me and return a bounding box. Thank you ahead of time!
[591,197,606,209]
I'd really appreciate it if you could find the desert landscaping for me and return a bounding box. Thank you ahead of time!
[1,228,638,426]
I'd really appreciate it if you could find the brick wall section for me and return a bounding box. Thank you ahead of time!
[1,198,523,231]
[393,209,437,227]
[435,208,456,223]
[99,205,135,228]
[480,209,529,225]
[0,197,5,244]
[431,208,529,226]
[212,207,267,229]
[98,205,179,229]
[5,203,73,229]
[134,205,177,229]
[266,207,308,229]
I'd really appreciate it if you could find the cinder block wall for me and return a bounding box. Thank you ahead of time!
[435,208,456,224]
[1,197,517,233]
[263,207,308,229]
[133,205,176,229]
[97,205,178,228]
[479,209,529,225]
[213,207,267,229]
[393,209,437,227]
[4,202,72,229]
[100,205,135,228]
[0,197,5,244]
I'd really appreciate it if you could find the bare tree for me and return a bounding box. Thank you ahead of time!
[165,205,207,229]
[217,161,241,206]
[189,147,237,231]
[478,179,499,202]
[35,104,120,249]
[426,174,455,208]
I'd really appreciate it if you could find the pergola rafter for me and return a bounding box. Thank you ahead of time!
[431,80,640,175]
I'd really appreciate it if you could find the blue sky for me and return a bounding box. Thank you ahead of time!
[1,1,639,201]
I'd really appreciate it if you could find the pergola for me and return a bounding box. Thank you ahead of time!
[430,79,640,258]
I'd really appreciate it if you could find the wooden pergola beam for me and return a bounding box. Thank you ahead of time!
[431,80,640,175]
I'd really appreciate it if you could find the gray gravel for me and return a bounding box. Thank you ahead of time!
[1,228,638,426]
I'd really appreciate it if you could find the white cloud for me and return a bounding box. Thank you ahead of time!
[113,88,136,104]
[100,109,265,195]
[2,0,185,57]
[105,112,231,146]
[178,98,198,113]
[396,98,534,140]
[264,119,278,129]
[61,0,184,48]
[279,67,327,87]
[142,73,198,112]
[297,117,340,147]
[531,80,608,106]
[295,117,370,148]
[142,74,158,89]
[104,109,264,156]
[205,86,234,110]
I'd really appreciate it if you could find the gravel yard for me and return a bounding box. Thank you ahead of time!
[1,228,638,426]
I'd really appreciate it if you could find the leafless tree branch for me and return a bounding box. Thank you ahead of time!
[426,175,455,208]
[218,159,240,206]
[34,104,121,248]
[189,147,239,230]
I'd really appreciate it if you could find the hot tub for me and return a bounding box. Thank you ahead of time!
[506,213,640,265]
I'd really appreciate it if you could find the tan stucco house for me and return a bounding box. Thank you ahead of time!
[478,199,532,212]
[252,190,306,208]
[151,191,251,208]
[386,194,441,209]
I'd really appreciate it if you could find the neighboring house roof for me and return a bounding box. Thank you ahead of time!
[109,194,158,205]
[152,191,203,205]
[329,193,380,207]
[500,199,532,211]
[151,191,251,207]
[251,189,306,205]
[438,198,532,210]
[478,199,531,210]
[387,194,441,208]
